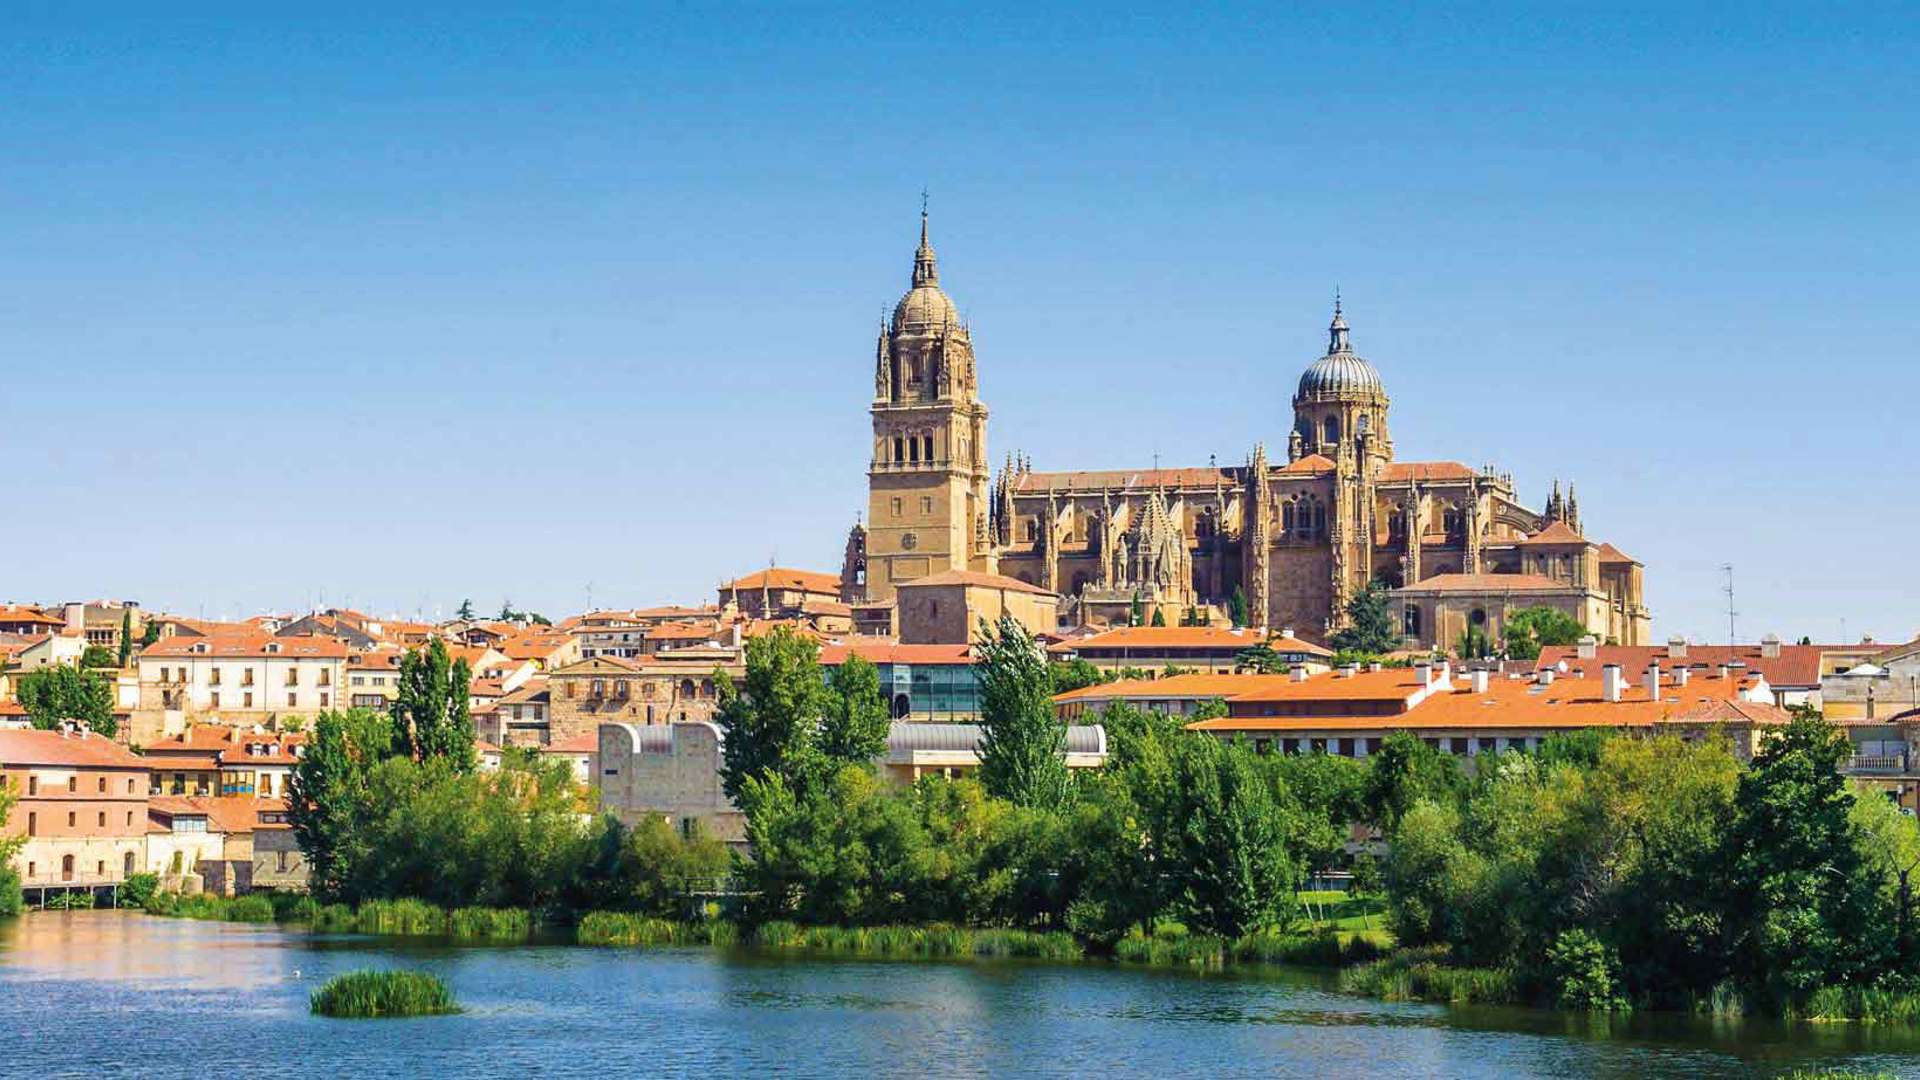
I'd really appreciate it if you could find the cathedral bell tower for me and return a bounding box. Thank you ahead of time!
[862,210,993,602]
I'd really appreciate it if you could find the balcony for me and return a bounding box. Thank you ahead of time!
[1844,754,1911,776]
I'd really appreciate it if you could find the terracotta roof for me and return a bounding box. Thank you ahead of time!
[800,598,854,617]
[1054,672,1305,704]
[148,795,285,834]
[544,733,599,754]
[497,680,550,706]
[0,728,146,768]
[1380,462,1477,482]
[470,678,506,699]
[1015,467,1237,493]
[1395,573,1573,594]
[1519,521,1588,546]
[500,632,573,660]
[723,568,841,594]
[348,649,404,671]
[818,642,974,666]
[1596,542,1639,565]
[1535,643,1827,689]
[553,655,646,675]
[144,632,350,659]
[0,605,63,627]
[1279,455,1335,474]
[897,569,1056,596]
[645,622,721,641]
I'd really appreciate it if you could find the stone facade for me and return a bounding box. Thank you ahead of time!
[596,721,745,844]
[842,221,1650,651]
[893,570,1058,646]
[547,651,743,744]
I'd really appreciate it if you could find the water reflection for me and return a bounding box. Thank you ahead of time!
[0,911,1916,1079]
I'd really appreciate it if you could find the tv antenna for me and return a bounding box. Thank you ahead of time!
[1720,564,1738,646]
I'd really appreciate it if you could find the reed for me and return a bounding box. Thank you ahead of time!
[353,897,443,936]
[310,969,459,1019]
[311,903,357,931]
[1795,985,1920,1024]
[143,891,273,923]
[1114,932,1227,969]
[1340,949,1518,1005]
[447,907,531,941]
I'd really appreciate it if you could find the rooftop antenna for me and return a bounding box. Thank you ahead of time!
[1721,564,1738,646]
[585,580,595,613]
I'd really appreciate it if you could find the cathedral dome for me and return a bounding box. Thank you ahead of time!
[1294,301,1384,401]
[890,211,964,336]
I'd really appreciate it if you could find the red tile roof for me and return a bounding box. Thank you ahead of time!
[1535,643,1828,689]
[1519,521,1588,545]
[723,568,841,594]
[1279,454,1335,474]
[1396,572,1572,593]
[0,728,146,768]
[144,631,350,659]
[818,642,974,666]
[897,569,1056,596]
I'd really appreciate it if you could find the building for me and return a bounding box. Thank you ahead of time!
[251,800,305,891]
[818,642,978,720]
[1048,625,1333,675]
[718,569,844,623]
[132,632,347,744]
[880,721,1107,783]
[144,726,307,798]
[893,569,1057,645]
[1540,636,1838,712]
[547,649,746,743]
[835,216,1650,651]
[0,605,66,636]
[346,649,404,710]
[1822,638,1920,721]
[0,728,150,902]
[484,679,552,748]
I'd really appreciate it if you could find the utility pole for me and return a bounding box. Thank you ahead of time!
[1720,564,1738,646]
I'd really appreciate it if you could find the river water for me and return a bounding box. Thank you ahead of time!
[2,911,1917,1078]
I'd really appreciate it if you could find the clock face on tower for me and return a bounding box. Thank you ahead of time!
[901,532,919,550]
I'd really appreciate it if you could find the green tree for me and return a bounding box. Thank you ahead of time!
[390,638,475,770]
[139,620,162,647]
[456,598,476,621]
[819,653,891,766]
[1149,607,1167,627]
[1331,580,1397,654]
[715,626,832,801]
[1171,736,1297,937]
[1502,605,1585,661]
[1727,714,1890,1004]
[1850,789,1920,966]
[117,609,134,667]
[1129,592,1144,627]
[975,616,1070,812]
[1233,642,1288,674]
[1047,658,1111,695]
[16,665,116,737]
[288,708,395,901]
[1362,730,1460,831]
[0,778,23,915]
[1455,626,1493,660]
[79,644,117,669]
[1228,586,1249,629]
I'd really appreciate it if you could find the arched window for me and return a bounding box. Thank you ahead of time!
[908,437,920,463]
[1357,414,1371,435]
[892,694,912,719]
[701,679,715,699]
[1312,500,1326,538]
[893,436,904,463]
[923,435,935,462]
[61,855,74,882]
[679,678,696,698]
[1469,608,1487,627]
[1404,606,1422,637]
[1323,415,1341,443]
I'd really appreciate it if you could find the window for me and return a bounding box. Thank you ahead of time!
[125,810,133,827]
[126,778,134,794]
[286,693,296,708]
[124,852,135,876]
[908,437,919,463]
[97,776,106,793]
[245,692,255,708]
[97,811,106,827]
[923,434,934,462]
[27,776,36,796]
[67,811,76,827]
[242,667,255,686]
[286,669,299,687]
[277,851,290,873]
[26,812,35,836]
[318,669,330,687]
[68,776,76,793]
[211,691,221,708]
[61,855,74,881]
[209,668,221,686]
[892,436,904,462]
[920,496,933,514]
[319,693,329,707]
[1323,415,1341,443]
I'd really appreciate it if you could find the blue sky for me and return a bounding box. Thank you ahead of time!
[2,6,1914,643]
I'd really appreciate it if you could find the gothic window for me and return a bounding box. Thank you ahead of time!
[1404,606,1422,637]
[1443,507,1463,543]
[1323,415,1341,443]
[923,435,935,462]
[908,437,920,463]
[892,436,904,463]
[1311,500,1326,539]
[1282,501,1296,534]
[1357,414,1371,435]
[1025,519,1038,542]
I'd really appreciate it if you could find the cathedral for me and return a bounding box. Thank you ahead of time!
[839,213,1651,651]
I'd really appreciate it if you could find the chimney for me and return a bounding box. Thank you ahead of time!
[1667,635,1687,660]
[1644,663,1661,700]
[1760,634,1781,659]
[1717,663,1732,681]
[1340,662,1359,678]
[1280,626,1294,641]
[64,602,85,634]
[1470,669,1489,693]
[729,623,744,649]
[1539,668,1556,686]
[1576,635,1597,660]
[1602,663,1624,702]
[1367,661,1382,673]
[1289,664,1309,683]
[1675,666,1690,687]
[1414,661,1431,686]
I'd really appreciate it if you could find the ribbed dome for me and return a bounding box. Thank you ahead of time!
[891,210,964,335]
[893,283,961,334]
[1294,301,1384,401]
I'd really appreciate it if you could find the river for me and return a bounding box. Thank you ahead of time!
[2,911,1917,1078]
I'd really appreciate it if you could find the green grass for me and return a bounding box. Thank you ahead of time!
[447,907,531,941]
[1296,890,1387,932]
[1340,947,1518,1004]
[143,891,274,922]
[1113,927,1390,971]
[353,898,443,936]
[1793,985,1920,1024]
[310,969,459,1019]
[577,912,739,947]
[742,921,1082,961]
[312,903,357,931]
[268,893,322,923]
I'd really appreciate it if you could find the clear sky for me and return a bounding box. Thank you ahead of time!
[3,5,1915,643]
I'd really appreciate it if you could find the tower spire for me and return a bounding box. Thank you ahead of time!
[1328,290,1350,354]
[912,194,938,288]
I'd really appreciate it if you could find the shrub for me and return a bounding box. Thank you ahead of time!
[1546,929,1630,1011]
[578,912,685,946]
[312,903,357,931]
[270,894,322,924]
[45,891,96,911]
[1795,985,1920,1024]
[0,869,21,917]
[227,895,275,923]
[119,873,159,909]
[310,969,459,1018]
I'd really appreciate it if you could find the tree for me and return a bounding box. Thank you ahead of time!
[117,609,134,667]
[1502,605,1585,661]
[0,778,23,915]
[288,708,395,901]
[1149,607,1167,627]
[16,665,116,738]
[715,626,832,801]
[1331,580,1397,654]
[975,616,1070,812]
[79,645,117,669]
[1234,642,1288,674]
[1229,587,1250,629]
[1171,736,1296,937]
[390,638,475,770]
[1362,730,1460,831]
[819,653,891,766]
[1129,592,1145,627]
[1047,658,1111,695]
[1727,714,1889,1004]
[139,620,162,647]
[1456,626,1493,660]
[456,598,476,622]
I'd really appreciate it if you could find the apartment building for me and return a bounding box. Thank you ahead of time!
[132,632,348,744]
[0,728,150,900]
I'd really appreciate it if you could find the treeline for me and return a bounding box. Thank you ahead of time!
[1372,720,1920,1015]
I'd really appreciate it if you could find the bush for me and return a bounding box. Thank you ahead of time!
[269,894,322,923]
[312,903,356,931]
[45,891,96,911]
[310,969,459,1018]
[119,873,159,909]
[354,897,443,935]
[1546,929,1629,1011]
[227,895,275,923]
[1341,948,1519,1005]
